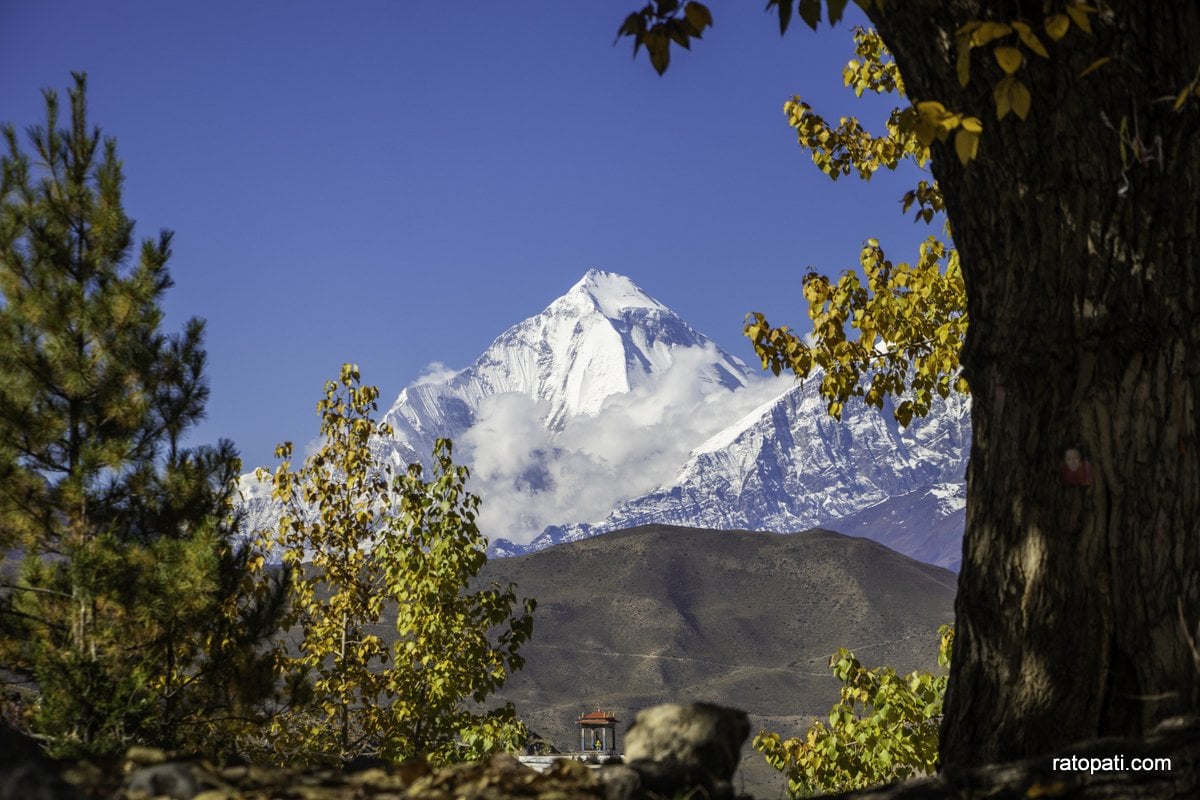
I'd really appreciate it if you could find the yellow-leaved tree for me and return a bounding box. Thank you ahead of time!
[741,22,968,428]
[755,626,953,797]
[254,364,535,765]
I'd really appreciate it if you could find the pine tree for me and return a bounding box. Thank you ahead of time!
[258,364,535,766]
[0,73,288,759]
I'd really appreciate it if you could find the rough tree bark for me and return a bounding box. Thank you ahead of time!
[864,0,1200,768]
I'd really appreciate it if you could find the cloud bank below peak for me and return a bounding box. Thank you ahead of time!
[459,345,793,544]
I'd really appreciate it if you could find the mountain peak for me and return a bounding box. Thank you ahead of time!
[566,269,667,319]
[375,266,752,468]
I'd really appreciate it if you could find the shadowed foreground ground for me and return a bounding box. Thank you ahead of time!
[3,714,1197,799]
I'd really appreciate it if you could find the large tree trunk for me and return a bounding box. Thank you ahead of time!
[867,1,1200,768]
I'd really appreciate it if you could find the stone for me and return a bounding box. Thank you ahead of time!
[0,762,83,800]
[125,745,170,766]
[595,763,641,800]
[612,702,752,800]
[623,702,750,782]
[124,761,208,799]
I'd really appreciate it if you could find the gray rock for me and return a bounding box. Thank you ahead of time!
[125,762,206,799]
[596,763,642,800]
[624,702,750,783]
[0,763,83,800]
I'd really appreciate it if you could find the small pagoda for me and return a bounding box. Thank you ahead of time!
[577,709,620,753]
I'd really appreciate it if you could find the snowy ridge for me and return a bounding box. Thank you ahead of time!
[572,269,669,318]
[239,269,970,569]
[824,481,967,570]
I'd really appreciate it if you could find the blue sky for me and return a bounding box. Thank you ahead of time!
[2,1,932,473]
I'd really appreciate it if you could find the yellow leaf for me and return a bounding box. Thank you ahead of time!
[684,2,712,32]
[1079,56,1111,77]
[960,116,984,134]
[913,120,939,147]
[1010,80,1032,119]
[1011,21,1049,58]
[913,101,951,145]
[1044,13,1070,41]
[957,45,971,87]
[954,129,980,164]
[993,76,1014,120]
[1065,5,1093,34]
[955,20,982,37]
[994,46,1023,74]
[971,21,1012,47]
[645,29,670,75]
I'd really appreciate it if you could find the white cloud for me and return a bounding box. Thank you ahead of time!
[413,361,461,385]
[459,346,792,545]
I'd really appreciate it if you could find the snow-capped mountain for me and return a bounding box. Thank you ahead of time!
[240,269,970,569]
[370,269,753,472]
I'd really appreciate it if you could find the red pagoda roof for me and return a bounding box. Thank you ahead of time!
[577,710,619,724]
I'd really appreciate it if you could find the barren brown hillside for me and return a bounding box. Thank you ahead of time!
[469,525,956,796]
